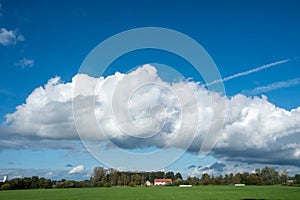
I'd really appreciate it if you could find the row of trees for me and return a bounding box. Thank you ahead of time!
[1,166,300,190]
[186,167,295,186]
[91,167,300,187]
[91,167,182,187]
[0,176,53,190]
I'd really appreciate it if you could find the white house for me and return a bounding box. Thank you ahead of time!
[0,176,8,183]
[145,180,153,186]
[287,179,294,184]
[154,178,172,186]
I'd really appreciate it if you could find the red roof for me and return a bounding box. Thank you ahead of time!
[154,178,172,182]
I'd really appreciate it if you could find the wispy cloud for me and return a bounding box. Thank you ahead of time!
[244,78,300,95]
[0,28,24,46]
[206,59,290,86]
[15,58,34,68]
[68,165,85,174]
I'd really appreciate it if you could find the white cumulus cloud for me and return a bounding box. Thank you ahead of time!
[2,64,300,167]
[68,165,85,174]
[0,28,24,46]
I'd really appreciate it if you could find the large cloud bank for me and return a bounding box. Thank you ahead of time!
[3,65,300,167]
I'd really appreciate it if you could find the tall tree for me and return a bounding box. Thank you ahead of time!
[280,169,288,184]
[294,174,300,184]
[232,173,241,184]
[92,167,106,186]
[165,171,175,180]
[31,176,39,189]
[175,172,183,180]
[260,167,279,185]
[200,173,210,185]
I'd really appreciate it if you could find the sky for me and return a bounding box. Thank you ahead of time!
[0,0,300,180]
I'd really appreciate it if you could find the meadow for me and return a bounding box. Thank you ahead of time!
[0,186,299,200]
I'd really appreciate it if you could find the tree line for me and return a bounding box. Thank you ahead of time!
[1,166,300,190]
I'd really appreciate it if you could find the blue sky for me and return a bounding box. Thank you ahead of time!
[1,0,300,180]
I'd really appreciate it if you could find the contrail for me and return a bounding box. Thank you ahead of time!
[206,59,290,86]
[244,78,300,95]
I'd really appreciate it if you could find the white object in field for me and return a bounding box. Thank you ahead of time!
[179,185,192,187]
[234,184,245,186]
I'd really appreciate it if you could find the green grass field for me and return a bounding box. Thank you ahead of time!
[0,186,299,200]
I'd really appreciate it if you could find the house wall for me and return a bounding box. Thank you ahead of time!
[154,181,166,186]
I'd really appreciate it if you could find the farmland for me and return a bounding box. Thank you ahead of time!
[0,186,299,200]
